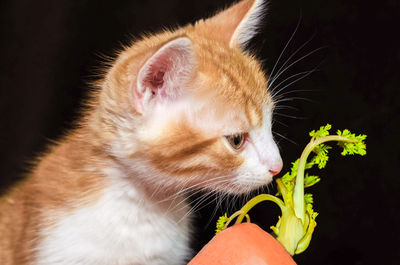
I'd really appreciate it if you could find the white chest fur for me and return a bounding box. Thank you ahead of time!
[35,178,192,265]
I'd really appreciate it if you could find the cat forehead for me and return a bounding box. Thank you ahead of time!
[190,40,272,128]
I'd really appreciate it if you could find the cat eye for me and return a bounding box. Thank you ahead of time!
[225,133,247,150]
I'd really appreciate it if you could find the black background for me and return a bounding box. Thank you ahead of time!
[0,0,399,264]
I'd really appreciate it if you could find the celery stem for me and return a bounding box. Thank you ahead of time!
[235,194,285,224]
[222,211,243,230]
[293,135,359,222]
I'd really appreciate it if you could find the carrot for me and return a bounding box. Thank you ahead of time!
[189,125,366,264]
[188,223,295,265]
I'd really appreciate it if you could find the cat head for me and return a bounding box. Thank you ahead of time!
[95,0,282,194]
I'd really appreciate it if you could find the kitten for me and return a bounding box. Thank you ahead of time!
[0,0,282,264]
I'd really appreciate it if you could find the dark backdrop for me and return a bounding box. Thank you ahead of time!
[0,0,399,264]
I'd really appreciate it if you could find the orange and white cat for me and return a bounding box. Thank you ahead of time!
[0,0,283,264]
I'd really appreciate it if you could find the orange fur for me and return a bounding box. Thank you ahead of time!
[0,129,108,264]
[0,0,278,263]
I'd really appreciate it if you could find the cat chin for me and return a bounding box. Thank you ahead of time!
[200,181,270,195]
[206,186,265,196]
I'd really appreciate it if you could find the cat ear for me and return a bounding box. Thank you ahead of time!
[134,37,195,114]
[201,0,265,49]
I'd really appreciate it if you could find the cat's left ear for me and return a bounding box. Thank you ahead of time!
[200,0,266,49]
[133,37,195,114]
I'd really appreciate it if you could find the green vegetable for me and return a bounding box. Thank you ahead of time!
[215,124,367,255]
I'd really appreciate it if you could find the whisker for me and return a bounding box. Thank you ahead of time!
[178,188,225,224]
[273,89,316,101]
[269,45,326,89]
[273,119,289,128]
[269,15,302,79]
[273,131,298,145]
[272,61,324,101]
[269,32,316,88]
[273,105,299,111]
[274,112,308,120]
[271,70,312,96]
[274,96,315,104]
[172,177,232,215]
[154,175,230,204]
[164,176,230,210]
[205,191,231,229]
[271,71,319,100]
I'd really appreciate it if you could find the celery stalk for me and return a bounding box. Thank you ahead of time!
[215,124,367,255]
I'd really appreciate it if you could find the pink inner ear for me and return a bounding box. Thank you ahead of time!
[150,71,165,90]
[145,69,165,96]
[143,53,171,96]
[135,37,194,112]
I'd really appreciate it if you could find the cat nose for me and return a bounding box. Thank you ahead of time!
[269,169,281,176]
[268,159,283,176]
